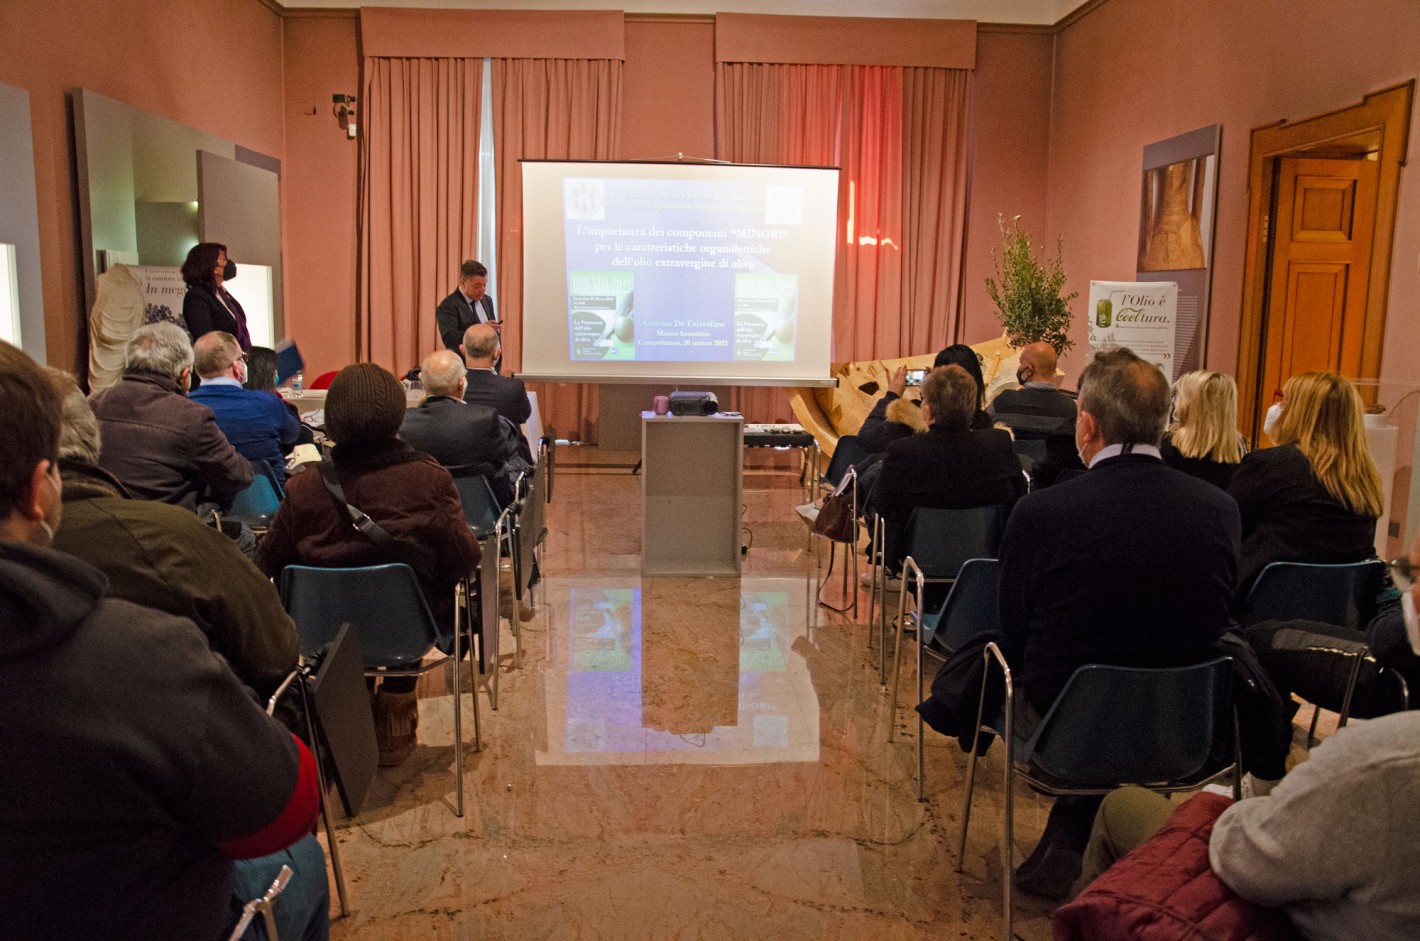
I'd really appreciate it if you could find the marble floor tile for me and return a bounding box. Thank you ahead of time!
[328,448,1055,940]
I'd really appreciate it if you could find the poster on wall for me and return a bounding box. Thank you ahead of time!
[88,265,187,392]
[1088,280,1178,375]
[1135,124,1222,378]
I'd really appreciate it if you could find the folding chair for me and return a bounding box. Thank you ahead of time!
[885,504,1004,700]
[957,647,1238,940]
[279,564,478,817]
[227,864,291,941]
[908,558,1000,799]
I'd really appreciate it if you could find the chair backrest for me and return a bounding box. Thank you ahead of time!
[226,465,283,528]
[308,370,339,390]
[1238,560,1387,630]
[305,623,378,817]
[252,459,285,498]
[904,505,1005,579]
[822,434,869,488]
[927,558,1001,653]
[453,475,502,539]
[516,461,547,597]
[279,564,443,668]
[1025,657,1233,788]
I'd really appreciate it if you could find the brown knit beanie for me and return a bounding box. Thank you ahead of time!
[324,363,405,444]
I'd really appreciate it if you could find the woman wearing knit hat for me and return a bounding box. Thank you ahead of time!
[257,363,479,765]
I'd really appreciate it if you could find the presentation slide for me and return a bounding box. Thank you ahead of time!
[521,161,839,386]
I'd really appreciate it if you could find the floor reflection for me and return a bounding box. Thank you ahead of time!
[539,577,820,766]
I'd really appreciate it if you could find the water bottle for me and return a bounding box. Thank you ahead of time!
[291,371,304,392]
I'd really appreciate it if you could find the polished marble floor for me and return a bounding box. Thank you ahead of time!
[324,447,1059,940]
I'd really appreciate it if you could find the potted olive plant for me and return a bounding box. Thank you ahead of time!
[984,214,1076,354]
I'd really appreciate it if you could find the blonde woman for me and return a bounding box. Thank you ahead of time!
[1161,371,1246,489]
[1228,371,1383,593]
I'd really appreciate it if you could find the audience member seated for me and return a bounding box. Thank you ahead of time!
[401,349,529,507]
[90,322,252,512]
[924,347,1241,900]
[0,340,327,941]
[1067,706,1420,940]
[462,323,532,451]
[988,340,1077,438]
[246,345,317,449]
[1160,370,1246,490]
[858,344,993,456]
[257,363,479,766]
[1228,371,1382,597]
[869,365,1025,577]
[191,332,302,487]
[46,367,298,700]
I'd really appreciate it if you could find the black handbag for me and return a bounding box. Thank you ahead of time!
[813,467,858,544]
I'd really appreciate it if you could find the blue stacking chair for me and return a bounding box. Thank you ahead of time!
[222,460,284,533]
[1237,559,1405,737]
[886,504,1004,701]
[910,558,1000,800]
[957,648,1238,940]
[278,563,477,817]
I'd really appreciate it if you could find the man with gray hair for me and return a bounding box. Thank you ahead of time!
[190,331,300,486]
[994,346,1241,898]
[461,322,531,435]
[90,322,251,511]
[401,349,528,507]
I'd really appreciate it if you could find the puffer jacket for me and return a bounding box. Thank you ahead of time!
[1053,793,1301,941]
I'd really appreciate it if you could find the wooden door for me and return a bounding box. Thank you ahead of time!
[1259,157,1379,415]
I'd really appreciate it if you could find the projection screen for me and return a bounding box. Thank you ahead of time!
[520,160,839,386]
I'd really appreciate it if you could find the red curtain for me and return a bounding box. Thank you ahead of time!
[357,57,483,374]
[715,61,971,421]
[492,58,622,443]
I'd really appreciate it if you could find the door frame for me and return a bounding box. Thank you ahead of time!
[1237,82,1413,442]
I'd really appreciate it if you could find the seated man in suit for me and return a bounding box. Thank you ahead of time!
[437,260,497,366]
[462,324,532,460]
[989,341,1084,485]
[190,331,301,486]
[870,364,1026,577]
[401,349,529,507]
[997,346,1240,899]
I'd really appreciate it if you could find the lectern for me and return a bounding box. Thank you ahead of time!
[640,412,743,576]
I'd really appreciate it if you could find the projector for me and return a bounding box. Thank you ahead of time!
[668,391,719,416]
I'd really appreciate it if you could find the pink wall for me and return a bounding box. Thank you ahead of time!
[281,13,361,378]
[960,27,1054,347]
[0,0,284,374]
[1047,0,1420,390]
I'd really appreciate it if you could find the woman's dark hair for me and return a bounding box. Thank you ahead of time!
[180,242,227,289]
[933,344,986,409]
[245,346,279,392]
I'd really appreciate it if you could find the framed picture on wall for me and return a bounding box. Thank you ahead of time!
[1135,124,1222,378]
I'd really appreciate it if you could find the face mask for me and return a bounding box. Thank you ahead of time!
[222,260,237,281]
[1402,592,1420,656]
[1016,368,1029,386]
[1262,402,1283,439]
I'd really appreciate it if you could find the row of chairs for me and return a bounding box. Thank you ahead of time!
[245,440,554,932]
[813,436,1410,938]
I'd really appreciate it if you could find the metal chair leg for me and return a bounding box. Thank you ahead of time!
[452,601,465,819]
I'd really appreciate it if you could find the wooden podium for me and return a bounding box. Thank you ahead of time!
[640,412,743,576]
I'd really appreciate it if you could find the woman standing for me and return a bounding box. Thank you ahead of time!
[181,242,251,349]
[1229,371,1382,595]
[1161,370,1245,489]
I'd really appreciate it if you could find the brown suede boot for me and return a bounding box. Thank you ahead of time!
[372,689,419,767]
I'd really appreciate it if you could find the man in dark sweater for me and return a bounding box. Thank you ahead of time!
[998,346,1240,899]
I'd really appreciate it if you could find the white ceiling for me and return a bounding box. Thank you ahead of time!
[275,0,1092,27]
